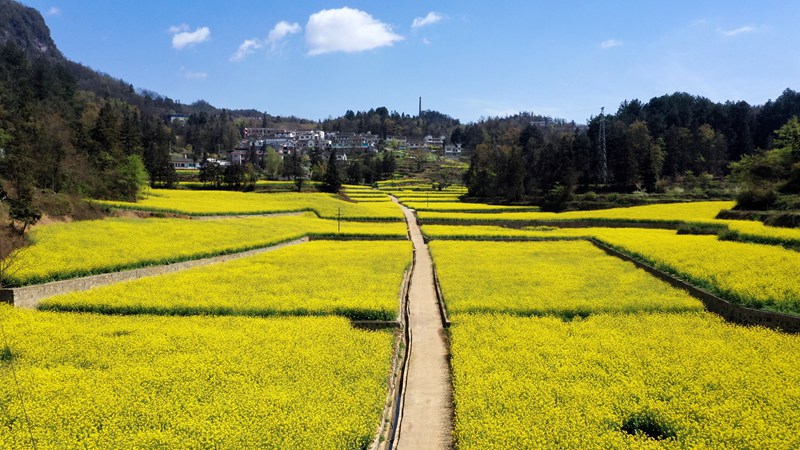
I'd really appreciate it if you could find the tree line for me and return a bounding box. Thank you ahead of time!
[460,90,800,206]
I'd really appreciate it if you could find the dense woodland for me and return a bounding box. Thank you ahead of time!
[460,92,800,207]
[1,0,799,226]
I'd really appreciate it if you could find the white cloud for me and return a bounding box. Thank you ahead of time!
[230,39,262,62]
[169,24,211,50]
[230,21,301,62]
[267,21,301,48]
[306,7,403,56]
[600,39,623,49]
[422,38,432,45]
[412,12,443,29]
[47,6,61,16]
[168,24,188,34]
[719,25,755,37]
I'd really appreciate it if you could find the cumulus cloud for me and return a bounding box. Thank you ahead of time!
[306,7,403,56]
[230,21,301,62]
[600,39,623,49]
[47,6,61,16]
[268,21,301,47]
[719,25,756,37]
[169,24,211,50]
[412,12,443,29]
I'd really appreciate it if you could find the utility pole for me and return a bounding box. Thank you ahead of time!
[599,107,608,185]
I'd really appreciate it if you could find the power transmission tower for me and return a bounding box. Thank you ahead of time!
[599,107,608,185]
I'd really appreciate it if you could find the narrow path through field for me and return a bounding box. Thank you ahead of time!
[393,198,454,449]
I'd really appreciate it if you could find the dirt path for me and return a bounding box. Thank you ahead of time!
[394,199,454,449]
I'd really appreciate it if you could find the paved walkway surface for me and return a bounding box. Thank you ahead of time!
[394,199,454,450]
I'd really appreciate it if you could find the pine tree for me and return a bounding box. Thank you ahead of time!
[321,150,342,193]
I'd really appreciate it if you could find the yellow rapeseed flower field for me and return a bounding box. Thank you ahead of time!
[424,225,800,314]
[0,306,393,449]
[722,219,800,243]
[451,312,800,449]
[96,189,405,220]
[590,228,800,314]
[421,223,592,240]
[9,213,407,286]
[429,241,703,317]
[401,201,539,212]
[418,200,734,222]
[40,240,411,319]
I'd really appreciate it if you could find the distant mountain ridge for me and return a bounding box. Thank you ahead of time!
[0,0,211,118]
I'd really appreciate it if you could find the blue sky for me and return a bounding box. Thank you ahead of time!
[19,1,800,123]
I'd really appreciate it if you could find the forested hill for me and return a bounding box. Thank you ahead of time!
[1,0,799,216]
[460,90,800,204]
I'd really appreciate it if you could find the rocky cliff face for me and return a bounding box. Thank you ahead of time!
[0,0,63,60]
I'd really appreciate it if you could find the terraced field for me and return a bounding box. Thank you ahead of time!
[40,240,411,320]
[0,308,393,449]
[96,189,404,220]
[4,186,799,449]
[9,213,407,286]
[432,240,800,449]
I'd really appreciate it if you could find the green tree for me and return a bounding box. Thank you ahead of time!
[321,150,342,193]
[730,116,800,209]
[346,160,363,184]
[381,151,396,178]
[625,120,664,191]
[116,154,149,201]
[263,147,282,180]
[774,116,800,158]
[282,150,306,191]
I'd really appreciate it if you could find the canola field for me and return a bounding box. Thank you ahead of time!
[391,193,463,202]
[429,241,703,317]
[96,189,404,220]
[432,240,800,449]
[40,241,412,320]
[424,224,800,314]
[591,229,800,314]
[400,201,539,213]
[0,307,393,449]
[417,200,734,223]
[9,213,407,286]
[451,313,800,450]
[419,200,800,246]
[6,185,799,448]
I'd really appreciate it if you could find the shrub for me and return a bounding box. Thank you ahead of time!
[540,184,572,213]
[735,188,778,210]
[764,212,800,229]
[676,223,726,235]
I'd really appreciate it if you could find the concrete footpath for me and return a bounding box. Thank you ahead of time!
[394,199,454,449]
